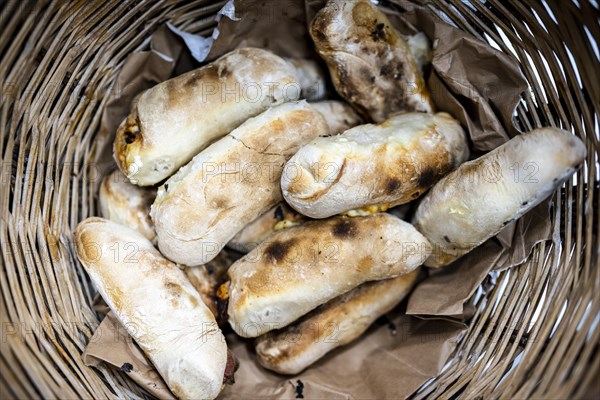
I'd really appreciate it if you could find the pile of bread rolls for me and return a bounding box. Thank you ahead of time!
[74,1,586,398]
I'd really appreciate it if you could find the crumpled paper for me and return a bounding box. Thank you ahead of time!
[83,312,176,400]
[83,296,175,399]
[83,0,554,398]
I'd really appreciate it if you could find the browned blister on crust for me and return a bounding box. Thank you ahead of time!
[255,268,420,374]
[311,0,434,122]
[226,213,431,337]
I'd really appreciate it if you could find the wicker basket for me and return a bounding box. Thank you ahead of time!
[1,0,598,398]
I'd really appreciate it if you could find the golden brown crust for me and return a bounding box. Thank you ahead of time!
[412,127,587,267]
[151,101,329,266]
[311,0,433,122]
[281,112,469,219]
[114,48,300,186]
[226,213,431,337]
[74,217,228,399]
[255,268,420,374]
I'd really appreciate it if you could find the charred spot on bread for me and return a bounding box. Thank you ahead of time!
[124,128,138,144]
[312,27,328,44]
[331,218,358,238]
[384,177,401,194]
[264,239,297,263]
[183,66,216,89]
[218,65,230,79]
[417,168,437,188]
[359,67,376,84]
[118,115,141,148]
[379,64,393,78]
[371,23,387,42]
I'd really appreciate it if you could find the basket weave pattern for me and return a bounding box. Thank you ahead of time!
[1,0,598,398]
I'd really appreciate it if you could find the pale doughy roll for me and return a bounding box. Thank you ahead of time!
[151,101,328,266]
[255,268,420,374]
[309,100,363,135]
[281,112,469,219]
[288,58,327,101]
[413,127,587,268]
[226,213,431,337]
[184,249,238,320]
[311,0,434,122]
[227,203,306,253]
[98,169,156,242]
[74,218,229,399]
[114,48,300,186]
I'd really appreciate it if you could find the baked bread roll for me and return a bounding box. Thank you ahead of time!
[413,127,587,268]
[310,100,363,135]
[311,0,434,122]
[288,58,327,101]
[226,213,431,337]
[255,268,420,374]
[152,101,328,266]
[184,249,238,321]
[74,218,230,399]
[227,203,306,253]
[98,169,156,242]
[114,47,300,186]
[281,112,469,219]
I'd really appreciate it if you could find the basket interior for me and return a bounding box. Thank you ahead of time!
[1,0,598,399]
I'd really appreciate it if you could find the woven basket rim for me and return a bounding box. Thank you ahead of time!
[1,1,598,399]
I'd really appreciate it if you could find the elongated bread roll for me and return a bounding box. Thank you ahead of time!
[226,213,431,337]
[281,112,469,218]
[184,249,238,320]
[114,48,300,186]
[98,169,156,242]
[288,58,327,101]
[310,100,363,135]
[74,218,229,399]
[311,0,433,122]
[227,203,306,253]
[152,101,328,266]
[413,127,587,268]
[255,268,420,374]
